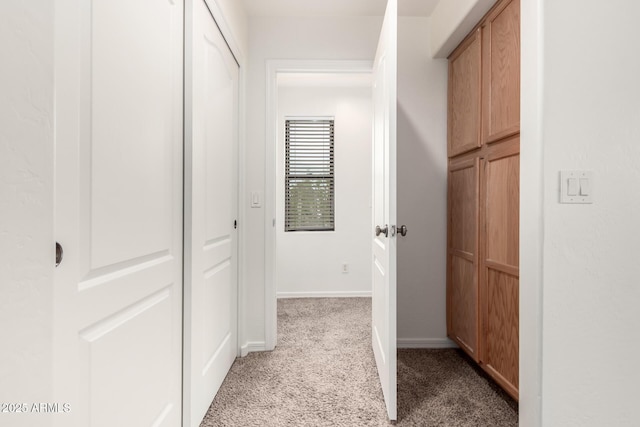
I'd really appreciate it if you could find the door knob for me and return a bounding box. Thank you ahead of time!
[399,225,408,237]
[55,242,63,267]
[375,225,388,237]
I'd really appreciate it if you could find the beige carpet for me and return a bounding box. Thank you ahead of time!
[200,298,518,426]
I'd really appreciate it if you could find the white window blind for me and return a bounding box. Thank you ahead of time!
[285,119,335,232]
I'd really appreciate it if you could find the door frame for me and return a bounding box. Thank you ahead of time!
[183,0,247,423]
[264,60,374,350]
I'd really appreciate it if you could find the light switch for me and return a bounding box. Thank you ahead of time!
[579,178,590,196]
[567,178,578,196]
[560,171,593,204]
[251,191,263,208]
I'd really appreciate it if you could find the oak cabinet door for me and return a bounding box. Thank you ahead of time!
[480,137,520,399]
[447,157,480,359]
[482,0,521,144]
[448,29,482,157]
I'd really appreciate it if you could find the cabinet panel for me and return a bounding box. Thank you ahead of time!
[450,256,477,357]
[448,29,482,157]
[480,136,519,400]
[483,269,519,398]
[485,139,520,268]
[447,158,479,359]
[449,159,478,254]
[483,0,520,143]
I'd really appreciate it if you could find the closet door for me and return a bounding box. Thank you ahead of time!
[480,136,520,399]
[448,28,482,157]
[184,0,240,425]
[53,0,184,425]
[447,157,480,360]
[482,0,520,144]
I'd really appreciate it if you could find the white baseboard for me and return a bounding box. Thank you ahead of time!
[397,338,459,349]
[240,341,266,357]
[277,290,372,299]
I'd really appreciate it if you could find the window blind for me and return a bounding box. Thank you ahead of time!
[285,119,335,232]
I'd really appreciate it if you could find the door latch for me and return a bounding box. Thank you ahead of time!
[55,242,63,267]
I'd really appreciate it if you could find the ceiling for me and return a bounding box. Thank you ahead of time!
[240,0,440,17]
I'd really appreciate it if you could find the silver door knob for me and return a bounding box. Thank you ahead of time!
[56,242,63,267]
[375,225,388,237]
[399,225,408,237]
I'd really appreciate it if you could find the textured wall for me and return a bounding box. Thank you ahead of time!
[538,1,640,425]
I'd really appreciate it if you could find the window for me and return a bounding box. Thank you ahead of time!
[285,118,335,232]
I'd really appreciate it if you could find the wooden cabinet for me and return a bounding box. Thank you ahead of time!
[448,29,482,157]
[480,137,520,397]
[482,0,521,143]
[446,0,520,401]
[447,157,479,360]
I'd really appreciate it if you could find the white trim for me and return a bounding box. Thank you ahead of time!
[277,291,372,299]
[520,0,543,425]
[265,60,374,352]
[397,338,459,349]
[240,341,267,357]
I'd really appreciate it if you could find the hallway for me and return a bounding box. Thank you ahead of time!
[201,298,517,426]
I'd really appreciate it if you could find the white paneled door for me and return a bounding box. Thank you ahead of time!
[371,0,398,421]
[184,1,239,426]
[53,0,184,426]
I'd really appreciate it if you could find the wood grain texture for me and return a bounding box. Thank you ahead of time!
[448,29,482,157]
[480,135,519,400]
[483,269,519,399]
[450,256,478,357]
[449,159,478,254]
[482,0,520,144]
[446,0,521,400]
[485,137,520,268]
[447,158,479,360]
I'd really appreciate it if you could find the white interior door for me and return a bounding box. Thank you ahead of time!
[53,1,184,426]
[371,0,398,421]
[184,0,239,425]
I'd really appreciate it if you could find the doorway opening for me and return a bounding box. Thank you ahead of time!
[264,61,375,349]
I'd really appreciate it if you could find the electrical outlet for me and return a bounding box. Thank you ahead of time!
[342,263,349,273]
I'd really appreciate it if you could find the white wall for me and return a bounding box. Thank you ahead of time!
[208,0,248,56]
[276,85,372,298]
[429,0,497,58]
[244,16,382,347]
[535,1,640,425]
[396,17,451,347]
[0,2,54,426]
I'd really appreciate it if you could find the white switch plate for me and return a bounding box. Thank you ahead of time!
[560,170,593,204]
[250,191,263,208]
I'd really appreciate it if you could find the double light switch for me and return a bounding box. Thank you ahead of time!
[560,170,593,204]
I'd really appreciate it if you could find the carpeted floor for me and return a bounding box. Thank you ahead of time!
[201,298,518,426]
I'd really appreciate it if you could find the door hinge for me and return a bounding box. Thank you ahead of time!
[234,220,237,229]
